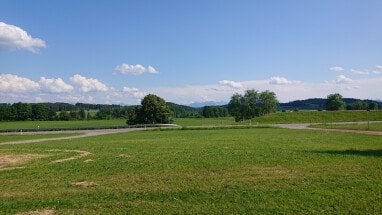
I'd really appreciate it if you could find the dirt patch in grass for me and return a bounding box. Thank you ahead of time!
[48,149,91,163]
[117,154,131,158]
[0,154,46,170]
[83,159,94,163]
[72,181,98,187]
[16,209,55,215]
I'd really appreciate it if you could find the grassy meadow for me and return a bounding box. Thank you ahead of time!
[0,119,126,131]
[1,127,381,214]
[173,117,250,127]
[253,110,382,124]
[311,122,382,131]
[175,110,382,127]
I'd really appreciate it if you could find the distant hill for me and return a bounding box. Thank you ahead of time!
[166,102,201,118]
[279,98,382,111]
[189,101,227,108]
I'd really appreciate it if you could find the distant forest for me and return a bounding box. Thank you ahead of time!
[0,98,380,121]
[279,98,382,111]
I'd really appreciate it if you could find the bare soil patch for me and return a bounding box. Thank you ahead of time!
[83,159,94,163]
[0,154,46,170]
[48,149,91,163]
[71,181,98,187]
[16,209,55,215]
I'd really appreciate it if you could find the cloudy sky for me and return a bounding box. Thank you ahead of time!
[1,0,382,105]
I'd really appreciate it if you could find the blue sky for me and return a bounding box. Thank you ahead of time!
[1,0,382,104]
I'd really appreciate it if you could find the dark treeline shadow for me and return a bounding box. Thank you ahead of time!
[313,149,382,157]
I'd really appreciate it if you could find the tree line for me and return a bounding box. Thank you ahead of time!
[1,91,379,123]
[325,93,379,111]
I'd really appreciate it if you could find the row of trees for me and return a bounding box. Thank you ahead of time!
[125,90,278,125]
[325,93,379,111]
[202,106,229,118]
[0,103,56,121]
[2,91,378,123]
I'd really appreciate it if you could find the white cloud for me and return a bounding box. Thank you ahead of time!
[0,22,46,53]
[351,69,369,75]
[70,74,108,92]
[39,77,73,93]
[269,76,293,85]
[269,76,302,85]
[334,75,353,84]
[218,80,243,89]
[122,86,146,98]
[147,66,158,74]
[115,64,158,75]
[0,74,39,92]
[373,65,382,74]
[329,66,345,72]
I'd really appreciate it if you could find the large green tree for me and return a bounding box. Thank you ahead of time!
[127,94,172,125]
[368,102,379,110]
[228,89,278,122]
[325,93,346,111]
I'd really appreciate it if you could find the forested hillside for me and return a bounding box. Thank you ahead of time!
[279,98,382,110]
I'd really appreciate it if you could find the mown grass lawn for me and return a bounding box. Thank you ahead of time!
[174,111,382,127]
[0,119,126,131]
[254,110,382,124]
[311,122,382,131]
[173,117,250,126]
[1,128,381,214]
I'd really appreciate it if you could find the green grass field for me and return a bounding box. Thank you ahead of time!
[311,122,382,131]
[1,128,381,214]
[174,111,382,126]
[0,119,126,131]
[173,117,251,126]
[0,133,82,143]
[253,110,382,124]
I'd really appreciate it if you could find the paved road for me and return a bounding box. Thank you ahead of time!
[0,127,173,145]
[274,121,382,135]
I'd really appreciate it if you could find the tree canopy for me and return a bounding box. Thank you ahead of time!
[228,89,278,122]
[127,94,172,125]
[325,93,346,111]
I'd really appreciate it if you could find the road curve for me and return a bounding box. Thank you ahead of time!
[274,121,382,136]
[0,127,160,145]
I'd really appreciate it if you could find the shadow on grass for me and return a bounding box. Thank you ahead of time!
[314,149,382,157]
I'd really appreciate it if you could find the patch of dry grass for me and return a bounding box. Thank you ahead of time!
[48,149,91,163]
[0,154,46,170]
[71,181,98,188]
[16,209,55,215]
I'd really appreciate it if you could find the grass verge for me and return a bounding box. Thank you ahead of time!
[310,122,382,131]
